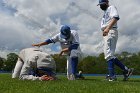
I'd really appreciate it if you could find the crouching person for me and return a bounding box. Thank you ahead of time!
[12,48,56,81]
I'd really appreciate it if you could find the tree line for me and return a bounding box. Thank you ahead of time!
[0,51,140,75]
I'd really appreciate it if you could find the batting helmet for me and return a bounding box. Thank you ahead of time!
[97,0,108,6]
[60,25,71,39]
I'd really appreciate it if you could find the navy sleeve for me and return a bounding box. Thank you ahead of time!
[69,43,79,51]
[45,39,54,44]
[113,17,120,20]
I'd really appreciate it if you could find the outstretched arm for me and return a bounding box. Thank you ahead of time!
[32,39,54,47]
[32,42,49,47]
[12,58,24,78]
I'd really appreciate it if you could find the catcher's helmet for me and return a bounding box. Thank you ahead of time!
[60,25,71,39]
[97,0,108,6]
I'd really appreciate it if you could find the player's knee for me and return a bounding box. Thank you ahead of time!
[70,50,78,58]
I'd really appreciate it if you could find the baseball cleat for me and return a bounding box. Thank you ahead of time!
[123,68,134,81]
[76,71,85,80]
[106,75,117,81]
[69,74,75,80]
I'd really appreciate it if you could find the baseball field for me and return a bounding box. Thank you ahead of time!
[0,73,140,93]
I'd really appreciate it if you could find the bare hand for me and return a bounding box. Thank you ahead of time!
[59,48,69,57]
[59,51,64,57]
[41,75,48,80]
[41,75,56,81]
[103,28,110,36]
[32,44,40,47]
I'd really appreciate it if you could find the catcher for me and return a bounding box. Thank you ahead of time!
[12,48,56,81]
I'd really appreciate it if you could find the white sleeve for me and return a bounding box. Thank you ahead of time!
[18,49,25,60]
[72,31,80,44]
[50,34,60,43]
[110,6,119,19]
[19,62,41,81]
[19,75,41,80]
[12,58,23,78]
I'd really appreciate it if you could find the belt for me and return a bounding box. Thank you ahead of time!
[112,27,117,28]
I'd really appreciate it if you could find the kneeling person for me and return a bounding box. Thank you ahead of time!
[12,48,56,81]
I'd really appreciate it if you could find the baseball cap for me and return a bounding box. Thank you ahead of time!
[60,25,71,39]
[97,0,108,6]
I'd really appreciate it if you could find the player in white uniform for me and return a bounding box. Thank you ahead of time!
[12,48,56,81]
[97,0,133,81]
[32,25,83,80]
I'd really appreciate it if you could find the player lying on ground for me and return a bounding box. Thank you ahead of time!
[12,48,56,81]
[32,25,84,80]
[97,0,133,81]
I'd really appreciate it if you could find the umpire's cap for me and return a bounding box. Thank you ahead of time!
[97,0,108,6]
[60,25,71,39]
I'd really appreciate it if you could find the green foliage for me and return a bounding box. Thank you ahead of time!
[52,54,67,73]
[0,57,6,70]
[94,53,107,74]
[1,51,140,75]
[3,53,18,71]
[79,56,97,73]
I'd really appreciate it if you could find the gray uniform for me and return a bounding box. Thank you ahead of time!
[12,48,56,80]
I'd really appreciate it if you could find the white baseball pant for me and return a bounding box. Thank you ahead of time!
[66,49,82,79]
[103,29,118,61]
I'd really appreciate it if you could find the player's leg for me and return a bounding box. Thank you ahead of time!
[108,59,115,77]
[108,29,133,80]
[114,58,128,71]
[112,30,133,80]
[109,30,128,71]
[114,58,134,80]
[12,58,24,78]
[104,35,116,78]
[103,29,118,81]
[66,56,72,80]
[71,57,78,76]
[70,50,79,80]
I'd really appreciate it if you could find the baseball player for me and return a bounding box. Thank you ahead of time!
[12,48,56,81]
[32,25,83,80]
[97,0,133,81]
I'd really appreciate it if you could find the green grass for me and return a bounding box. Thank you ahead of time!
[0,74,140,93]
